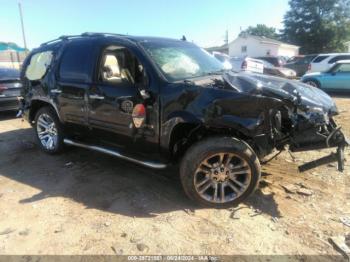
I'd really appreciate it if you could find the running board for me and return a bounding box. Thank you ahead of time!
[63,139,168,169]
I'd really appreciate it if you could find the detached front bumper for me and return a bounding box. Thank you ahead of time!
[295,126,349,172]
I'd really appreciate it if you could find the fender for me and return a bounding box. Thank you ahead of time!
[160,110,202,152]
[26,96,63,123]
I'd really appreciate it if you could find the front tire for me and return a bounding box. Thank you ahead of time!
[34,106,65,154]
[180,137,261,208]
[305,80,320,88]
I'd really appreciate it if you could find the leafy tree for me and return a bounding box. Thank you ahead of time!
[239,24,279,40]
[282,0,350,54]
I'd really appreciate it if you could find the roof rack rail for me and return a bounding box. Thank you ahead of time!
[81,32,127,37]
[40,32,127,47]
[40,34,82,46]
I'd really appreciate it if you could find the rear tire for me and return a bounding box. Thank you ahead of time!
[180,136,261,208]
[34,106,65,154]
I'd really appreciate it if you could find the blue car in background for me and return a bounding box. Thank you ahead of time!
[302,60,350,92]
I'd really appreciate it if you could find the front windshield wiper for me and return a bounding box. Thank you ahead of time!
[203,69,227,76]
[182,79,195,85]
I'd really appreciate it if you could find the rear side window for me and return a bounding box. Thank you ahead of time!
[303,55,317,63]
[25,51,53,80]
[328,55,350,64]
[313,55,329,63]
[59,42,93,82]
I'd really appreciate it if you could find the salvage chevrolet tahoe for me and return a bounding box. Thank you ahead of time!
[19,33,348,208]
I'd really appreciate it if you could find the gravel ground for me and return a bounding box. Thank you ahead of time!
[0,95,349,258]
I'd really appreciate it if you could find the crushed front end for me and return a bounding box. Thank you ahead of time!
[224,72,348,172]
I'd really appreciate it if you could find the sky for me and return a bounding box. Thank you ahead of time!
[0,0,290,49]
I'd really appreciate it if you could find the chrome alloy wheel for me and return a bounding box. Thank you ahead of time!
[36,113,58,150]
[194,153,252,203]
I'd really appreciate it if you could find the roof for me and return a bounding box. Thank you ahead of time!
[38,32,189,49]
[230,34,299,48]
[316,52,350,56]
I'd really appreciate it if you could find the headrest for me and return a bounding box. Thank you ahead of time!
[104,54,121,78]
[109,65,120,77]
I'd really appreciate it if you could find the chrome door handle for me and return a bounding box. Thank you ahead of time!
[89,94,105,100]
[51,89,62,94]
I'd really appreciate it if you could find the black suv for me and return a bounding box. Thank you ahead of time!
[20,33,348,207]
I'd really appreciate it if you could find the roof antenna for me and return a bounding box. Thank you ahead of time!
[181,35,187,41]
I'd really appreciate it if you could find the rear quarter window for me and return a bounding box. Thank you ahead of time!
[25,51,53,80]
[328,55,350,64]
[59,41,94,82]
[312,55,329,63]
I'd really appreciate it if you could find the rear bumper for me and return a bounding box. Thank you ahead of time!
[0,97,19,112]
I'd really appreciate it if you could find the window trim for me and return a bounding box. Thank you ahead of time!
[312,55,329,63]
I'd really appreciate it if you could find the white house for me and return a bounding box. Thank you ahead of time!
[228,34,299,58]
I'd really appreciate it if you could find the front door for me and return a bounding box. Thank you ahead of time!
[323,63,350,91]
[87,45,157,155]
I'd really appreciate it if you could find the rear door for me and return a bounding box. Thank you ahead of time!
[55,40,96,125]
[310,55,329,72]
[291,55,316,76]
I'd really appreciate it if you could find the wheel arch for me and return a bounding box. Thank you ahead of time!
[303,78,321,88]
[29,99,61,124]
[168,121,252,160]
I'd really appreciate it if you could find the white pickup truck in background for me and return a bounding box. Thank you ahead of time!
[229,56,264,74]
[211,52,264,74]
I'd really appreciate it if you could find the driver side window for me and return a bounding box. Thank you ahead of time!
[99,45,146,87]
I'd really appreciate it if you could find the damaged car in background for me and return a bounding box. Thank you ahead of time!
[19,33,348,208]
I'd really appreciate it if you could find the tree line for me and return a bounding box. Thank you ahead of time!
[239,0,350,54]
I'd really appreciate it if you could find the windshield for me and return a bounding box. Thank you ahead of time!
[140,40,225,81]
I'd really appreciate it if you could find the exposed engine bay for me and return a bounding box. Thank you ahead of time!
[200,72,348,172]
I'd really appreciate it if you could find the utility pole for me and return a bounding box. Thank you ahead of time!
[224,30,228,45]
[18,2,27,50]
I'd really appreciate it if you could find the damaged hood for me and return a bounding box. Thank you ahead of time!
[222,72,338,115]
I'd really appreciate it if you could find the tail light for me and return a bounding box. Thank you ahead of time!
[241,60,247,70]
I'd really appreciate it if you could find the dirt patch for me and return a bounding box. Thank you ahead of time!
[0,97,349,255]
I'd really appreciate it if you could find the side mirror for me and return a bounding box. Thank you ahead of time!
[331,71,337,76]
